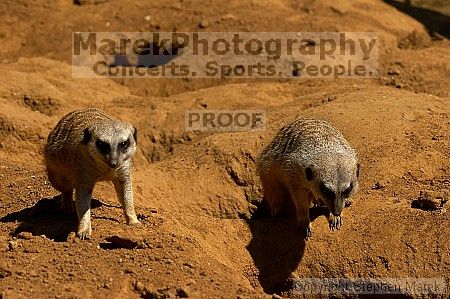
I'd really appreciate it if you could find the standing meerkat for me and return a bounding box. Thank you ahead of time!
[257,117,359,239]
[44,108,140,239]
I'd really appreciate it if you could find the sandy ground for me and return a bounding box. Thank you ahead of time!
[0,0,449,298]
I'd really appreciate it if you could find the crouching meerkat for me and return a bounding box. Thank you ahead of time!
[257,117,359,239]
[44,108,140,239]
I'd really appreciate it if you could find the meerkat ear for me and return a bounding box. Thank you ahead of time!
[305,167,314,181]
[133,127,138,144]
[356,163,360,178]
[83,128,91,144]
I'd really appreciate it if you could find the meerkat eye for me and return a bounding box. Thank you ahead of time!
[342,184,353,198]
[95,140,111,155]
[319,183,335,200]
[118,138,130,150]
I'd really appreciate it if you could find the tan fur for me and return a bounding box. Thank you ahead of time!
[257,117,359,239]
[44,108,139,239]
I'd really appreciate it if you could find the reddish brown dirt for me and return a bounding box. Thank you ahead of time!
[0,0,449,298]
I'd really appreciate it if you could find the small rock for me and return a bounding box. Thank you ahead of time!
[221,14,236,21]
[144,15,152,22]
[134,280,145,292]
[176,287,190,298]
[144,284,158,296]
[8,240,18,251]
[199,19,210,28]
[104,235,140,249]
[186,278,196,286]
[387,68,400,75]
[0,267,12,278]
[16,269,26,276]
[150,21,160,29]
[17,231,33,240]
[23,246,39,253]
[29,269,38,277]
[372,181,384,190]
[411,190,448,211]
[395,82,406,89]
[166,292,176,299]
[66,232,77,243]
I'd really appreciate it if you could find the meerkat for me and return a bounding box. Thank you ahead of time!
[44,108,140,239]
[257,117,359,239]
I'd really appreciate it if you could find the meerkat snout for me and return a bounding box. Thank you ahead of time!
[305,154,359,217]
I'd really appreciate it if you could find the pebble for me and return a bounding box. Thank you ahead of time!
[412,190,447,211]
[371,181,384,190]
[8,240,18,251]
[221,14,236,21]
[176,287,190,298]
[134,280,145,292]
[17,231,33,240]
[387,68,400,75]
[199,20,210,28]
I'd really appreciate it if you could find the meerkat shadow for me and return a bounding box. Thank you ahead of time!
[0,195,104,242]
[245,202,307,295]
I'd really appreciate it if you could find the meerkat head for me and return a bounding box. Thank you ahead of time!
[82,120,137,169]
[304,152,359,216]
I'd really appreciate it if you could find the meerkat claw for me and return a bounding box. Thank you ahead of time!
[76,230,91,240]
[127,217,141,225]
[303,223,312,240]
[329,215,342,231]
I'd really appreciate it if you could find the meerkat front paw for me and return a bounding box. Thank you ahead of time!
[76,223,92,240]
[126,215,140,225]
[328,214,342,231]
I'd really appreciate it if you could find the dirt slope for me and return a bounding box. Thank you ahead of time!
[0,0,449,298]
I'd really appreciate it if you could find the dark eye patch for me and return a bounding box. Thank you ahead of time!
[96,140,111,155]
[118,138,130,150]
[342,184,353,198]
[319,183,335,200]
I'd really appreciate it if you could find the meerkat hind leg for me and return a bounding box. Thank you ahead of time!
[60,190,75,215]
[47,169,74,214]
[262,177,289,217]
[289,186,313,239]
